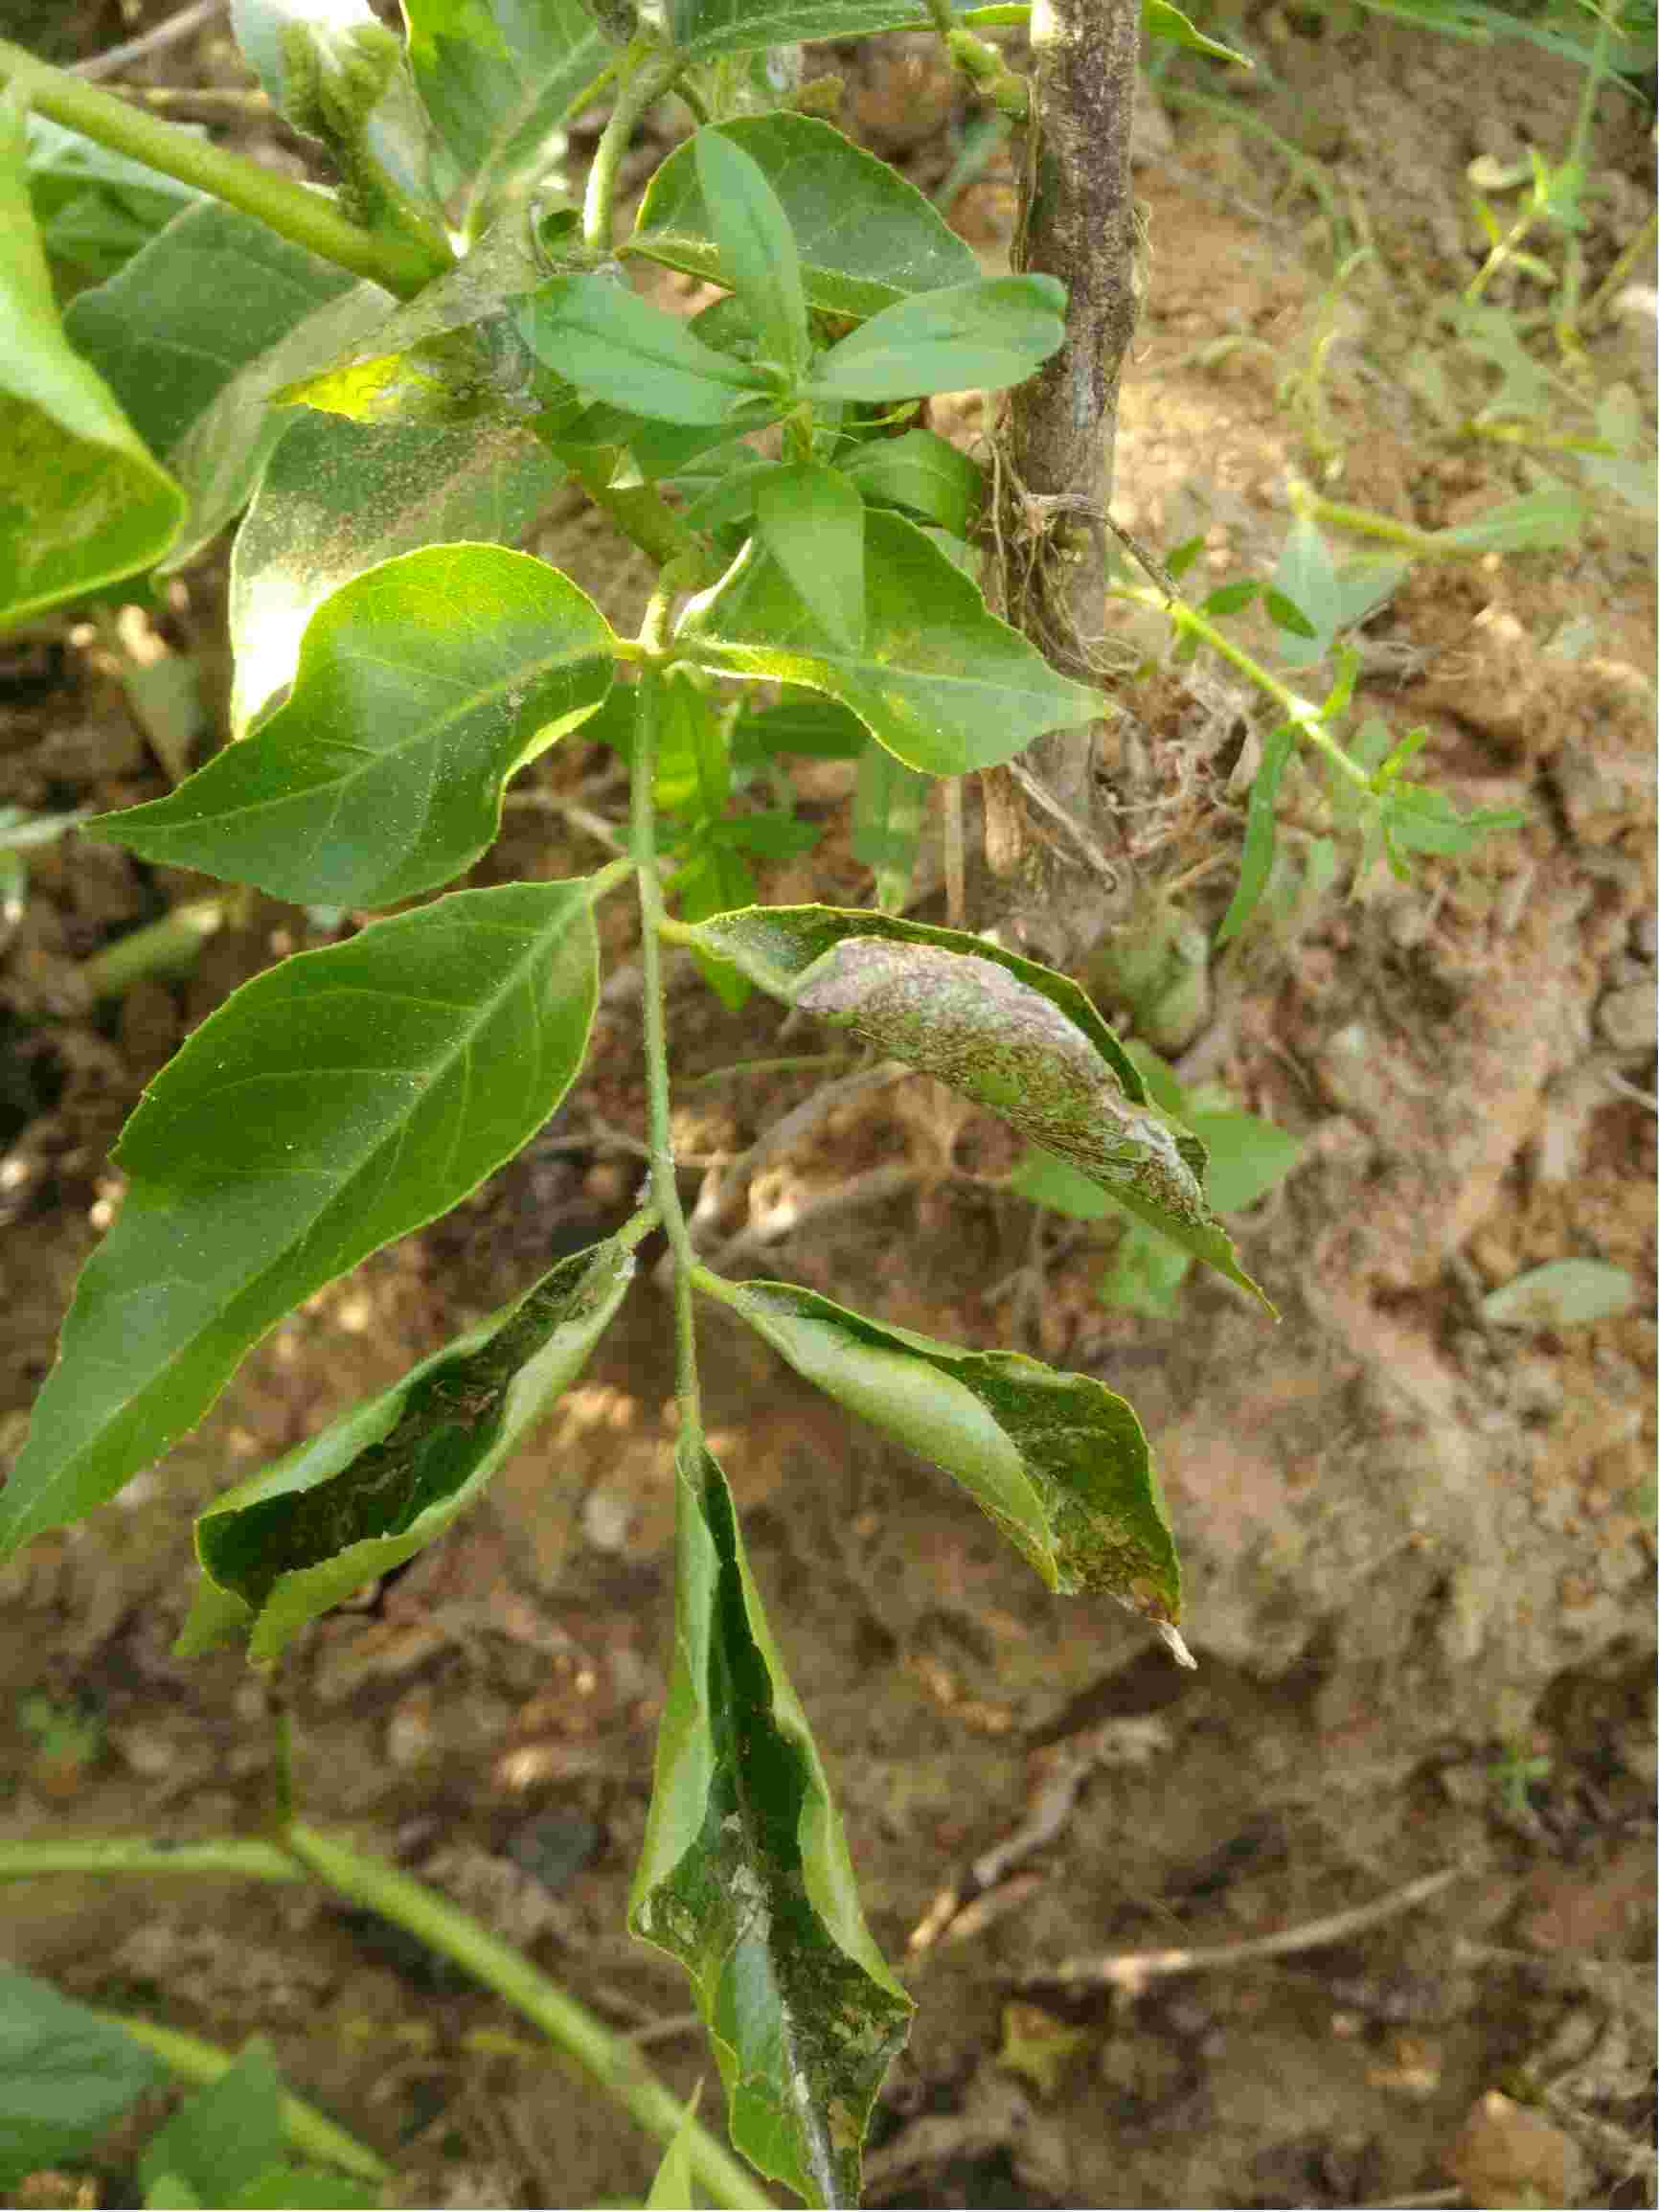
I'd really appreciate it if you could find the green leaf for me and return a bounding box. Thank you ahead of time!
[271,219,546,426]
[140,2044,285,2209]
[403,0,609,229]
[1201,579,1261,619]
[1270,517,1340,664]
[756,464,865,653]
[0,878,605,1560]
[807,275,1067,403]
[89,545,614,906]
[655,670,731,820]
[852,736,925,909]
[1006,1146,1109,1221]
[738,696,868,759]
[0,100,184,624]
[1481,1259,1637,1332]
[1186,1109,1301,1213]
[1379,780,1528,858]
[1144,0,1253,62]
[178,1230,640,1661]
[632,112,979,321]
[227,2167,378,2209]
[1433,486,1586,553]
[629,1438,913,2207]
[23,115,203,281]
[837,427,983,536]
[518,274,775,426]
[1216,718,1295,946]
[0,1967,168,2185]
[227,407,560,733]
[63,203,379,568]
[678,509,1101,776]
[1097,1222,1192,1319]
[699,1276,1182,1617]
[693,128,808,377]
[646,2086,704,2212]
[675,905,1267,1305]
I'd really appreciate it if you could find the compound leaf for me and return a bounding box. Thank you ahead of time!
[674,905,1268,1306]
[90,545,614,906]
[178,1229,642,1662]
[0,99,183,623]
[629,1439,912,2207]
[0,878,606,1560]
[634,112,977,320]
[806,275,1067,403]
[227,407,560,733]
[678,509,1100,776]
[699,1275,1181,1619]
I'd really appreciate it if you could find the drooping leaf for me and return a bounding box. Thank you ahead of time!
[756,464,865,652]
[674,905,1268,1305]
[403,0,610,228]
[701,1275,1181,1618]
[0,99,184,623]
[23,115,203,281]
[518,273,777,427]
[1216,718,1295,946]
[139,2045,285,2210]
[629,1438,913,2206]
[852,735,925,909]
[90,546,614,906]
[632,112,979,320]
[693,128,809,378]
[1144,0,1253,62]
[0,1968,167,2185]
[62,199,390,569]
[178,1229,642,1661]
[837,427,983,536]
[0,878,607,1560]
[227,406,561,733]
[677,509,1101,776]
[807,275,1068,403]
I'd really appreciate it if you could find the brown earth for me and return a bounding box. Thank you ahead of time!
[1,5,1654,2207]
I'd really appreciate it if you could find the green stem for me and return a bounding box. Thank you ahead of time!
[558,444,703,575]
[284,1825,773,2210]
[1113,581,1370,793]
[1583,204,1656,329]
[91,2010,390,2183]
[0,1835,307,1883]
[0,38,448,297]
[582,44,683,253]
[632,609,704,1437]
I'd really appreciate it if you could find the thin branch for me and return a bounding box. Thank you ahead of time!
[73,0,226,81]
[1025,1865,1465,1992]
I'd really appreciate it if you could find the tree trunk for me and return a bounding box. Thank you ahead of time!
[982,0,1142,967]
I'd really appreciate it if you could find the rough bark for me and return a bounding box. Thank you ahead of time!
[981,0,1142,967]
